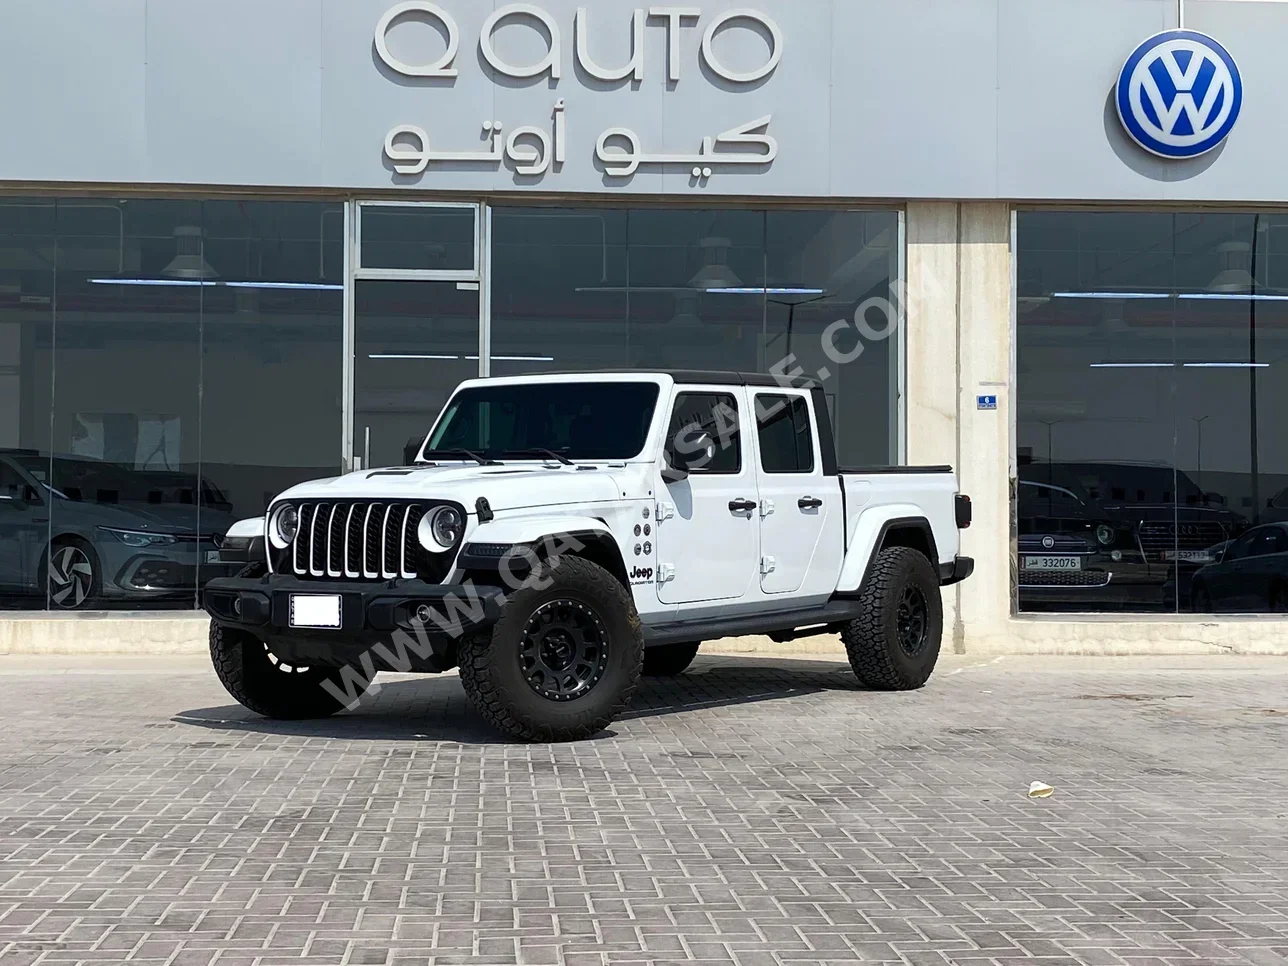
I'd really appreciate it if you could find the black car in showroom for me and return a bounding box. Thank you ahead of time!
[1017,478,1143,610]
[1021,461,1247,612]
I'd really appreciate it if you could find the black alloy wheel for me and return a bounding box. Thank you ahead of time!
[519,599,610,701]
[896,584,929,656]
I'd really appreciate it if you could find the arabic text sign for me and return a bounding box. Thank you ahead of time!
[376,2,783,183]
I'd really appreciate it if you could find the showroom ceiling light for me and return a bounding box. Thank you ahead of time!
[706,287,826,295]
[1179,292,1288,301]
[368,353,555,362]
[1090,361,1269,368]
[88,278,343,291]
[1053,290,1288,301]
[163,226,219,280]
[689,237,742,291]
[1051,291,1169,299]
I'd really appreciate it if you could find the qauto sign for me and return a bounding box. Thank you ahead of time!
[376,2,783,183]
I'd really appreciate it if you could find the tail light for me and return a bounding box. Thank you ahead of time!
[955,494,972,529]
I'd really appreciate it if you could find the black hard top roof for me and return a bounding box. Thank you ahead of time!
[533,369,820,389]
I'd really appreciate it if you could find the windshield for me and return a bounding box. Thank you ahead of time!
[425,382,660,462]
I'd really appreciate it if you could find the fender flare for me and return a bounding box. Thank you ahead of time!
[466,514,615,547]
[835,504,938,594]
[458,514,628,584]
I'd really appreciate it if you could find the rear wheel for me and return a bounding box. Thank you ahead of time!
[458,555,643,742]
[643,641,701,676]
[208,621,375,720]
[842,547,943,690]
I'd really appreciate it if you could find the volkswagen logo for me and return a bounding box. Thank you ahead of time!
[1116,30,1241,159]
[1042,535,1056,550]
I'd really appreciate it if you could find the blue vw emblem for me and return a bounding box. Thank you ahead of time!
[1116,30,1241,159]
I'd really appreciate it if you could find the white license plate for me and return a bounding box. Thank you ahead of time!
[290,595,342,629]
[1023,555,1083,572]
[1162,550,1213,563]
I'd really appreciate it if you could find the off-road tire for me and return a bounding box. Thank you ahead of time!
[458,555,644,742]
[208,621,375,720]
[643,641,701,676]
[842,547,943,690]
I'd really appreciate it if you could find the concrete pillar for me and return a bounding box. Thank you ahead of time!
[905,202,959,468]
[905,202,1013,652]
[955,204,1014,643]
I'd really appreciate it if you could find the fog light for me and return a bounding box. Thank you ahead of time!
[1095,524,1115,546]
[232,597,243,617]
[1111,550,1123,562]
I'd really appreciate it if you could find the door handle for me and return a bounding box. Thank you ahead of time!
[798,496,823,510]
[728,499,757,514]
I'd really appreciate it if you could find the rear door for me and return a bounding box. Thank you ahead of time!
[752,391,842,596]
[655,389,759,605]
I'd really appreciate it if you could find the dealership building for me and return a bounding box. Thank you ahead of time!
[2,0,1287,655]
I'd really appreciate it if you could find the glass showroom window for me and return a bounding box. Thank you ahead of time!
[0,197,343,612]
[489,207,900,466]
[1017,211,1288,615]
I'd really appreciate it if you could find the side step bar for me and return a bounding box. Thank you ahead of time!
[642,599,866,648]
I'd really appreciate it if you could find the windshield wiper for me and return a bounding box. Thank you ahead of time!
[421,448,500,466]
[503,448,576,466]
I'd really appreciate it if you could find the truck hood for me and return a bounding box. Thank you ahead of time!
[275,463,625,513]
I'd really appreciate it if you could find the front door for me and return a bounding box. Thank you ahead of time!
[751,391,840,596]
[351,203,482,470]
[656,389,759,605]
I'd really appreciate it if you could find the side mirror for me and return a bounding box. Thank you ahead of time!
[663,432,714,484]
[404,435,426,466]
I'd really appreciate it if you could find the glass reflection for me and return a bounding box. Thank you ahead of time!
[1,198,344,612]
[490,207,899,466]
[0,200,54,609]
[1017,211,1288,614]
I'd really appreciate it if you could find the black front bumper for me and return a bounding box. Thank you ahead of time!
[203,574,506,671]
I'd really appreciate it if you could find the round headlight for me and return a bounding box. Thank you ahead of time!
[1095,524,1115,547]
[419,506,463,552]
[270,504,299,549]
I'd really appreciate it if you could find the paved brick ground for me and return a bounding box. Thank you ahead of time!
[2,652,1288,966]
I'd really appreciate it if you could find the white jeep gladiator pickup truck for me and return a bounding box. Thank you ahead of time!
[204,371,974,742]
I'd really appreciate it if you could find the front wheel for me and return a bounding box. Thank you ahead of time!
[842,547,943,690]
[458,555,644,742]
[48,539,100,610]
[209,621,375,720]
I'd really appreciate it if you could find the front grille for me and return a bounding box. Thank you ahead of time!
[1020,570,1113,588]
[290,502,432,580]
[1137,521,1229,553]
[1019,533,1091,553]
